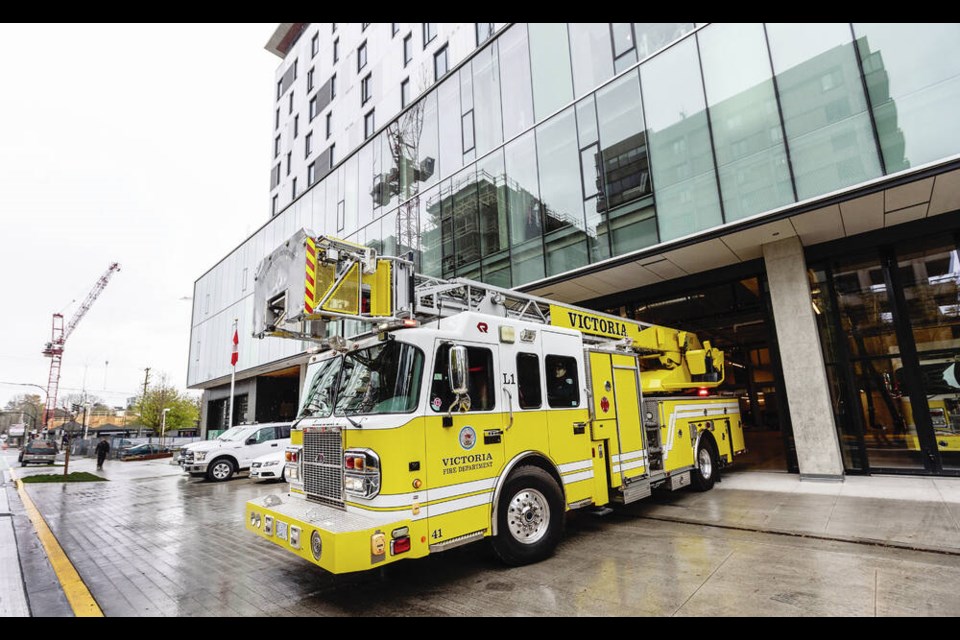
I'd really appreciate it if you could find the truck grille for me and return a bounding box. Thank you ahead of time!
[302,427,344,508]
[184,450,194,464]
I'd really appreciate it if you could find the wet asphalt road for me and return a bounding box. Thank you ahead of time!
[7,451,960,617]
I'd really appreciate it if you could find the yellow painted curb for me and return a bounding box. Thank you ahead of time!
[9,468,104,617]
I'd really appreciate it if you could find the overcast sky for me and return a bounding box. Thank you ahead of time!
[0,23,280,411]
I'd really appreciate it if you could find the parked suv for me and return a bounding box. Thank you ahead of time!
[180,423,291,482]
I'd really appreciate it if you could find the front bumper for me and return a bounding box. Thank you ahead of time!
[245,494,425,574]
[183,462,209,473]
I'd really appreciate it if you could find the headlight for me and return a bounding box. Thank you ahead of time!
[194,451,207,461]
[343,449,381,499]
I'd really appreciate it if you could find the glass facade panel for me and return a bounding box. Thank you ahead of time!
[593,69,655,256]
[472,42,503,156]
[419,183,442,277]
[528,23,574,122]
[450,164,481,277]
[853,23,960,174]
[437,73,462,181]
[537,108,588,277]
[503,131,544,285]
[766,23,882,200]
[414,93,438,181]
[641,37,722,242]
[633,23,694,62]
[477,150,510,287]
[568,23,614,99]
[698,23,794,221]
[498,24,535,141]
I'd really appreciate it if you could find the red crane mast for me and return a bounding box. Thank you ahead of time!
[42,262,121,428]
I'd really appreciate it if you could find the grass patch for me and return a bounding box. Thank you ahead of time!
[19,472,108,483]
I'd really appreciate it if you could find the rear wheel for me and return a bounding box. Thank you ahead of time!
[691,439,718,491]
[206,458,235,482]
[490,466,565,566]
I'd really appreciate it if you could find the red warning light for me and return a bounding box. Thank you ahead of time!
[697,388,709,397]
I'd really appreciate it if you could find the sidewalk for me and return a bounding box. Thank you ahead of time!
[639,470,960,556]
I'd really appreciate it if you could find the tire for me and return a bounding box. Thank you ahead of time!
[280,467,286,483]
[206,458,235,482]
[490,466,565,566]
[691,439,718,492]
[21,461,26,467]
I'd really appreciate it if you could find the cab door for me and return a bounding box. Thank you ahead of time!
[424,340,506,545]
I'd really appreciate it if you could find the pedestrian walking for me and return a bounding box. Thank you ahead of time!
[95,436,110,471]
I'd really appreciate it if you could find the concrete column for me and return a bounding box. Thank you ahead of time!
[762,237,844,481]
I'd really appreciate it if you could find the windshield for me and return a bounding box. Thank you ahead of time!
[217,426,254,442]
[299,342,424,418]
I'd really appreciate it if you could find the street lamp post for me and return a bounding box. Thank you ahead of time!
[161,408,171,448]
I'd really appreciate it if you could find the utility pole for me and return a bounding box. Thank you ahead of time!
[139,367,150,438]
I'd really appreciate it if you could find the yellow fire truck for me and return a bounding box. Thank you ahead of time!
[245,229,745,574]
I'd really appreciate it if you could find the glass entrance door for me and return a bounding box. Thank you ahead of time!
[810,234,960,475]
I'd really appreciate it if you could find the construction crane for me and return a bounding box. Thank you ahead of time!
[41,262,121,428]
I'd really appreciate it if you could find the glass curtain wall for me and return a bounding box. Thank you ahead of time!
[194,23,960,387]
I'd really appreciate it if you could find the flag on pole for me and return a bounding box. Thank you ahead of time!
[231,327,239,366]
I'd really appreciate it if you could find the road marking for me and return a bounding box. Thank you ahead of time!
[9,469,103,617]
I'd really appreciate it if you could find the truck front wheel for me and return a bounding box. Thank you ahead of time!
[207,458,235,482]
[490,466,565,566]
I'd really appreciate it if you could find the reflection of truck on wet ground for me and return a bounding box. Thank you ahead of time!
[245,230,745,575]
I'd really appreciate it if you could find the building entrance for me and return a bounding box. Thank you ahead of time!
[592,270,798,473]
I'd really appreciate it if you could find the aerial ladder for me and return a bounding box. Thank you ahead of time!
[42,262,121,428]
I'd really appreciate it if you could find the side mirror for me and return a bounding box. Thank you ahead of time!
[448,345,469,396]
[245,437,257,445]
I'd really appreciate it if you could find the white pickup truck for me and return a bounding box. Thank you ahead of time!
[180,423,292,482]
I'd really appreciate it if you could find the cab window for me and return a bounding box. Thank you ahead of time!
[517,353,542,409]
[545,354,579,408]
[430,344,495,412]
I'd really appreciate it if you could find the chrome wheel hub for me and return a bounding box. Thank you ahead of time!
[506,488,550,544]
[698,448,713,479]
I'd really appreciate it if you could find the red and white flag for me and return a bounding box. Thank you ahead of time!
[230,328,239,366]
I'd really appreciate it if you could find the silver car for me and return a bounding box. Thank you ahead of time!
[19,440,58,467]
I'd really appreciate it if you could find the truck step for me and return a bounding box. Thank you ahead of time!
[587,506,614,517]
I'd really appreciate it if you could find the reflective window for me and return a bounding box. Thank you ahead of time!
[641,37,722,241]
[434,45,449,81]
[451,164,480,276]
[569,23,614,99]
[699,23,794,221]
[472,42,503,156]
[766,23,882,200]
[504,131,544,285]
[498,24,535,141]
[611,23,637,72]
[538,108,588,277]
[437,74,462,179]
[419,183,443,277]
[853,23,960,174]
[529,23,574,122]
[633,23,694,62]
[594,70,654,257]
[478,150,510,287]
